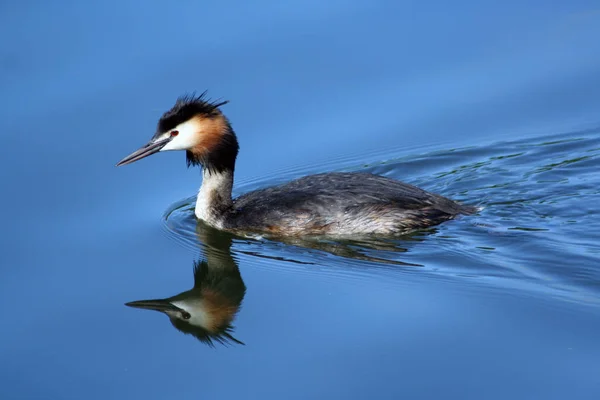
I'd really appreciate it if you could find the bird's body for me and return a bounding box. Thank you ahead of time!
[117,93,476,237]
[221,172,474,236]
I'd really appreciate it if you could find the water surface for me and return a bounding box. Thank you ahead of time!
[1,1,600,399]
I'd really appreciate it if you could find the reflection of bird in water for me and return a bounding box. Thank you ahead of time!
[126,225,246,346]
[117,92,477,237]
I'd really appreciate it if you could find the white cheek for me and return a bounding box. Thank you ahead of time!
[160,119,199,152]
[172,301,211,328]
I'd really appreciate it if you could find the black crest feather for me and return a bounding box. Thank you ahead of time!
[155,91,230,136]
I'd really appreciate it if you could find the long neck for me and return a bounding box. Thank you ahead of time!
[195,168,234,227]
[188,121,239,227]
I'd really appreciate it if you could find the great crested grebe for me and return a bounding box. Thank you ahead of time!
[117,93,476,236]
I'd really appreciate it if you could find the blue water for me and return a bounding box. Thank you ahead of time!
[2,1,600,399]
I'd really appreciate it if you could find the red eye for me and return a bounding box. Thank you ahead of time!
[170,130,179,137]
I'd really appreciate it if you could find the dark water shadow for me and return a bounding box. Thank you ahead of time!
[238,231,431,267]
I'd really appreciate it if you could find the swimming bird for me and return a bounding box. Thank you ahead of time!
[117,93,476,236]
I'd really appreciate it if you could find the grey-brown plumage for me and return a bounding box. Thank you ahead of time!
[225,172,476,236]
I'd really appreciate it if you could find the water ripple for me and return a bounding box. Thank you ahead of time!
[162,128,600,306]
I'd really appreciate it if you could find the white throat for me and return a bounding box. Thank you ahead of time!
[195,169,234,228]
